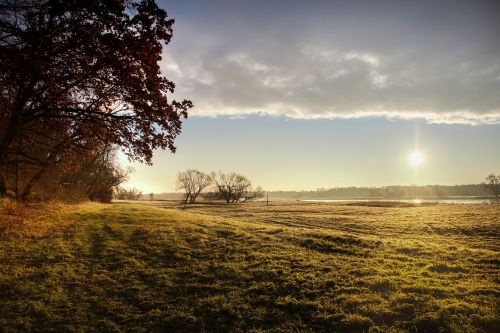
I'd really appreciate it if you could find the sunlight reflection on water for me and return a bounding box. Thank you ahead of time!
[301,199,493,204]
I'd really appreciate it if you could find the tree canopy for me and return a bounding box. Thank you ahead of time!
[0,0,192,199]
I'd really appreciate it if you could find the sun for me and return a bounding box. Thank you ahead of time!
[409,151,424,168]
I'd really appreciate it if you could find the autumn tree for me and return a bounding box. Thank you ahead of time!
[0,0,192,199]
[176,169,212,204]
[0,144,129,201]
[82,148,130,202]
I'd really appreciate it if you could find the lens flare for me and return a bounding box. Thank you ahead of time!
[409,151,424,168]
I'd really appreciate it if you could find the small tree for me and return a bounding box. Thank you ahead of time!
[241,186,265,202]
[176,169,212,204]
[484,174,500,201]
[114,187,142,200]
[211,171,256,203]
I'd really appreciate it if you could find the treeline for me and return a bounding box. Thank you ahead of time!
[268,184,492,200]
[0,145,129,202]
[176,170,264,204]
[145,181,499,202]
[114,187,143,201]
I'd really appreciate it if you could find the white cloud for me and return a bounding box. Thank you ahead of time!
[370,71,389,88]
[167,46,500,125]
[164,1,500,125]
[344,51,380,66]
[227,53,271,72]
[160,53,183,78]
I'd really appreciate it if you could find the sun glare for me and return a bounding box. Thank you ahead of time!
[409,151,424,168]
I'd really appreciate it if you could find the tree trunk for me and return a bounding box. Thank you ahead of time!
[14,160,19,200]
[0,89,31,166]
[85,153,108,197]
[0,171,6,197]
[0,123,18,167]
[20,165,49,201]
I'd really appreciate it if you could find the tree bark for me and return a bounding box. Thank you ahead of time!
[20,164,49,201]
[0,121,19,166]
[0,171,6,197]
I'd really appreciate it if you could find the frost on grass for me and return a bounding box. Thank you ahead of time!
[0,201,498,332]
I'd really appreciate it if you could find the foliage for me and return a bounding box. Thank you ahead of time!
[0,0,192,199]
[0,201,498,331]
[0,145,129,202]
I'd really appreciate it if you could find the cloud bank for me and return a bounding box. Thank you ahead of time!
[161,0,500,125]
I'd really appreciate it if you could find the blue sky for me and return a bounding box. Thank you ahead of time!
[124,0,500,192]
[124,116,500,192]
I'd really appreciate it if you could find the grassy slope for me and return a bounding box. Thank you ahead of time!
[0,200,499,332]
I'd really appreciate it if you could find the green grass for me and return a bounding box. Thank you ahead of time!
[0,200,499,332]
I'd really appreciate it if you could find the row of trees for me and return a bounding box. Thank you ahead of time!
[0,1,191,201]
[269,177,500,201]
[114,187,143,201]
[176,170,264,204]
[0,145,130,202]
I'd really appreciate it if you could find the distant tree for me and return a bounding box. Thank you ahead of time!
[0,0,192,199]
[484,174,499,201]
[430,185,443,198]
[210,171,262,203]
[368,188,382,198]
[176,169,212,204]
[114,187,142,200]
[210,171,249,203]
[383,186,405,198]
[82,147,130,202]
[241,186,264,202]
[149,193,154,201]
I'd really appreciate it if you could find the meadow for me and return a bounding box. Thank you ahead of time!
[0,199,498,332]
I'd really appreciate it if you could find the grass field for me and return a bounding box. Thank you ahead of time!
[0,199,499,332]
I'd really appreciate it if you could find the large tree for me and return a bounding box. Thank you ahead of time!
[0,0,192,198]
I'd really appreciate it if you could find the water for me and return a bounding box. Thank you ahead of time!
[301,198,494,204]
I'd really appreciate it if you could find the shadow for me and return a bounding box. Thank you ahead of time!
[90,230,105,259]
[296,238,355,255]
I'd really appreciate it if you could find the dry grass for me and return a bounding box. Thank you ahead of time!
[0,199,498,332]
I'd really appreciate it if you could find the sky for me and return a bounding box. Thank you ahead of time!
[123,0,500,193]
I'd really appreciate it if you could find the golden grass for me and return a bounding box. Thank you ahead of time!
[0,199,498,332]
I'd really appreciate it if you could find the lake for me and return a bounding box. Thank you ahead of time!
[301,198,495,204]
